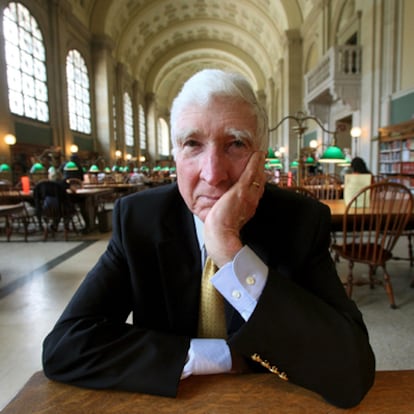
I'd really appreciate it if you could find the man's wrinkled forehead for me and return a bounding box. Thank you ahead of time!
[174,126,254,143]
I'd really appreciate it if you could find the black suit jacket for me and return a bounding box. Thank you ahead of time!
[42,183,375,408]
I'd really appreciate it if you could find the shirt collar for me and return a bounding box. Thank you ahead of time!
[194,215,204,251]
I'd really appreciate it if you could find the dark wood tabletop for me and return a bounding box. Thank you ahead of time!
[2,370,414,413]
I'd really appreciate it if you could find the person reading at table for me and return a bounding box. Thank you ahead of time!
[42,69,375,408]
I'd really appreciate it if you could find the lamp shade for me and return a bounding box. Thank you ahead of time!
[64,161,79,171]
[305,156,315,165]
[30,162,46,173]
[267,158,283,169]
[267,148,276,159]
[0,163,11,172]
[4,134,16,145]
[89,164,100,173]
[350,126,362,138]
[319,146,345,163]
[290,160,299,169]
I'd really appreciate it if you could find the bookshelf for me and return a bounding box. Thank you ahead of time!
[378,119,414,190]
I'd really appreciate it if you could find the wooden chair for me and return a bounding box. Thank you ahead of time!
[9,189,38,241]
[331,182,413,309]
[275,174,297,188]
[381,176,414,266]
[33,180,81,241]
[303,174,342,200]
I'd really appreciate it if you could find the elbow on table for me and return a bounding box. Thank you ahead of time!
[41,332,73,383]
[323,360,376,409]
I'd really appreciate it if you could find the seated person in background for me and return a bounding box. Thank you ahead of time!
[42,69,375,409]
[128,167,148,184]
[62,155,84,181]
[351,157,371,174]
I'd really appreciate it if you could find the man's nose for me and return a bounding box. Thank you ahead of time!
[200,150,229,185]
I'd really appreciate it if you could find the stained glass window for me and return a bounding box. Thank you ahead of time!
[66,49,91,134]
[3,2,49,122]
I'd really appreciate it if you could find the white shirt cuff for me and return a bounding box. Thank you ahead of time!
[181,338,232,378]
[211,245,268,320]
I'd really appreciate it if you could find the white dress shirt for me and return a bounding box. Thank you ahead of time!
[181,216,268,378]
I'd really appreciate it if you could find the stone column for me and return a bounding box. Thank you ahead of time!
[91,34,115,162]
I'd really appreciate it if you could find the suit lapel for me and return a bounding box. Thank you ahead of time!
[156,192,202,335]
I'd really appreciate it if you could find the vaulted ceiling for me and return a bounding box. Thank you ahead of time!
[67,0,317,110]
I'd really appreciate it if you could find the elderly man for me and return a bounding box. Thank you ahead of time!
[43,69,375,408]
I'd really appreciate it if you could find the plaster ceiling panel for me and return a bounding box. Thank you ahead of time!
[66,0,310,109]
[131,20,273,81]
[153,48,259,108]
[106,1,285,79]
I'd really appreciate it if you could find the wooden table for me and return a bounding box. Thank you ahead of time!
[83,183,146,192]
[321,199,347,230]
[0,203,25,241]
[2,370,414,413]
[68,188,113,232]
[322,199,414,232]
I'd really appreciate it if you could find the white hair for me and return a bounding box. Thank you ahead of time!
[170,69,268,156]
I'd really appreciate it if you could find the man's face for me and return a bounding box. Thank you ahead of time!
[174,96,258,222]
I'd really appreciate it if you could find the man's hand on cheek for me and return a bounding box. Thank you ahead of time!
[204,151,266,267]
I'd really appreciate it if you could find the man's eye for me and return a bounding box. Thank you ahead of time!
[232,139,247,148]
[182,139,200,148]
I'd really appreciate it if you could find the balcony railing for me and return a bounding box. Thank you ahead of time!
[304,45,362,111]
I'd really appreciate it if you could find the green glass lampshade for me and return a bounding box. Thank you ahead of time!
[89,164,100,173]
[63,161,79,171]
[319,146,345,163]
[305,156,315,165]
[267,148,276,159]
[30,162,46,173]
[269,158,283,168]
[337,155,352,167]
[112,165,120,172]
[290,160,299,169]
[0,163,11,172]
[153,166,161,171]
[123,166,130,172]
[104,166,111,173]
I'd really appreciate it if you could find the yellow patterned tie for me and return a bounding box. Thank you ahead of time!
[197,256,227,338]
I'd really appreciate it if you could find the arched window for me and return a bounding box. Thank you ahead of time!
[123,92,134,146]
[157,118,170,157]
[66,49,91,134]
[139,104,146,151]
[3,2,49,122]
[112,95,117,142]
